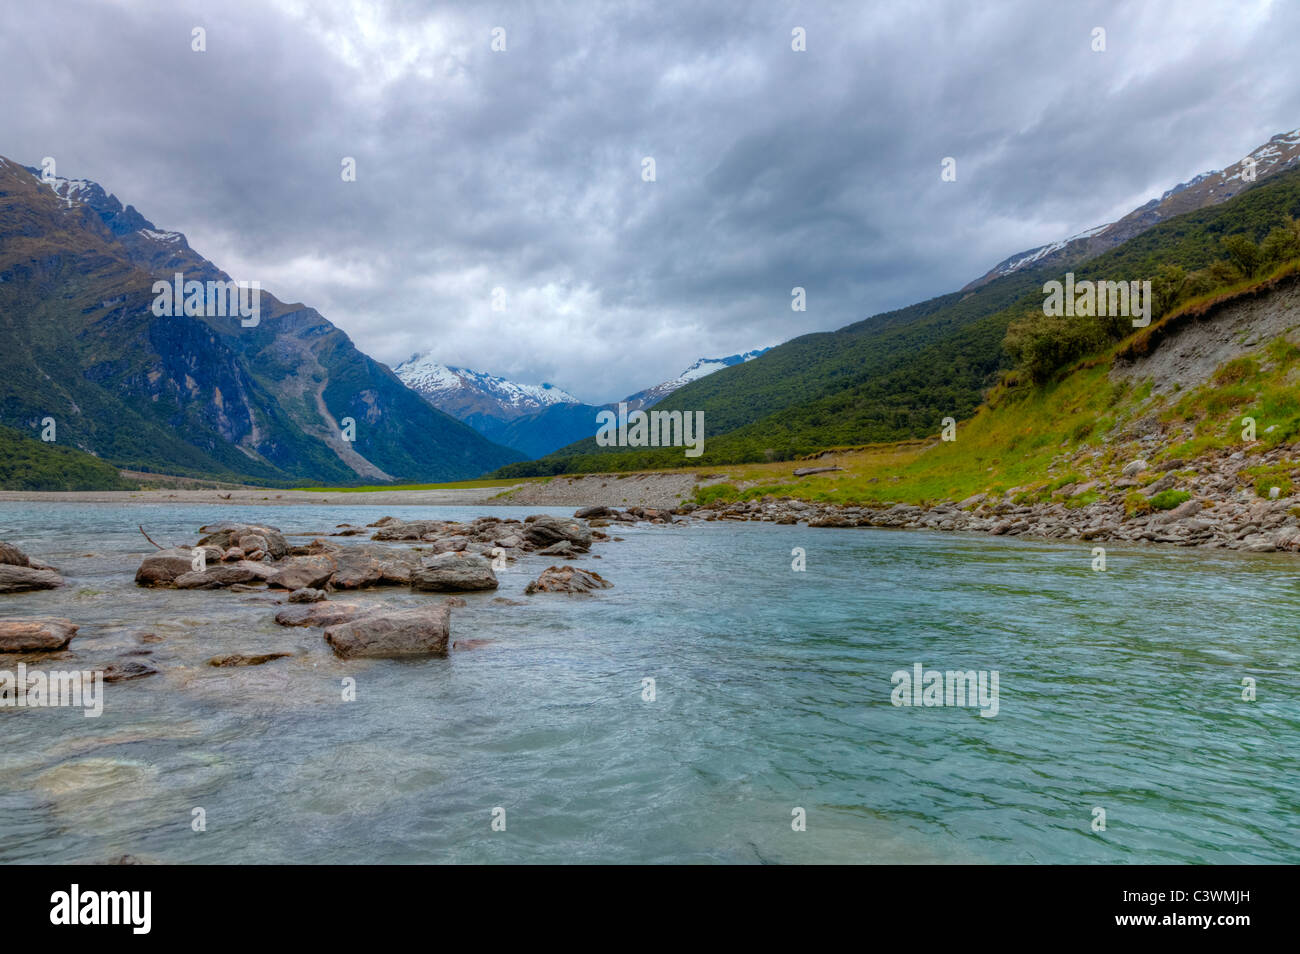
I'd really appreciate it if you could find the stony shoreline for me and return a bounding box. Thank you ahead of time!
[682,447,1300,554]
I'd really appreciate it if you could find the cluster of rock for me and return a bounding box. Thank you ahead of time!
[0,541,74,652]
[684,449,1300,552]
[113,515,620,662]
[575,505,674,526]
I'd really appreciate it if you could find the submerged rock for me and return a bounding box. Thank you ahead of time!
[101,660,158,683]
[323,604,451,658]
[207,652,293,668]
[524,565,613,596]
[287,587,328,603]
[0,617,78,652]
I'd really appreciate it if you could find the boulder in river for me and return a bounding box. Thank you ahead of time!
[536,540,576,557]
[134,547,220,587]
[266,556,336,591]
[323,604,451,658]
[274,603,365,628]
[328,549,384,589]
[287,587,328,603]
[0,541,63,591]
[0,564,64,593]
[409,553,499,592]
[524,565,613,596]
[524,515,592,551]
[0,617,78,652]
[173,563,262,590]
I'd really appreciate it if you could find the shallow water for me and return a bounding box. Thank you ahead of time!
[0,502,1297,863]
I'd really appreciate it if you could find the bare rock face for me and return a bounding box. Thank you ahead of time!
[323,604,451,659]
[524,565,613,596]
[409,553,499,592]
[524,516,593,552]
[0,617,77,652]
[0,564,64,593]
[274,603,365,628]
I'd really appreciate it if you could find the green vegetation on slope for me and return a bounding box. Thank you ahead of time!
[684,265,1300,510]
[0,423,137,490]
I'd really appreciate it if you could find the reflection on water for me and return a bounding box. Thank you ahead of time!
[0,502,1297,863]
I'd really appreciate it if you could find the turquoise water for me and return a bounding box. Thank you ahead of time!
[0,502,1297,863]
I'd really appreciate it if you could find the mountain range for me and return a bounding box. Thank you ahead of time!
[5,125,1299,490]
[495,125,1300,476]
[0,157,521,486]
[394,349,768,458]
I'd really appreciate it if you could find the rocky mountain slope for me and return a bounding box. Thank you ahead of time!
[0,157,522,486]
[964,128,1300,290]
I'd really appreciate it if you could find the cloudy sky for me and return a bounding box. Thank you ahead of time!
[4,0,1298,402]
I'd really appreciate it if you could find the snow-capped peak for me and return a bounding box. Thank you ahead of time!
[34,172,99,209]
[394,353,582,421]
[622,348,770,409]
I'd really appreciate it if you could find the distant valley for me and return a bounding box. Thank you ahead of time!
[394,350,768,459]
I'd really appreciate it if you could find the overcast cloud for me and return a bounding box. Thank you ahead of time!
[3,0,1298,402]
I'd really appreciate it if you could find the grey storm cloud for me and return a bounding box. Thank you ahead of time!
[3,0,1299,402]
